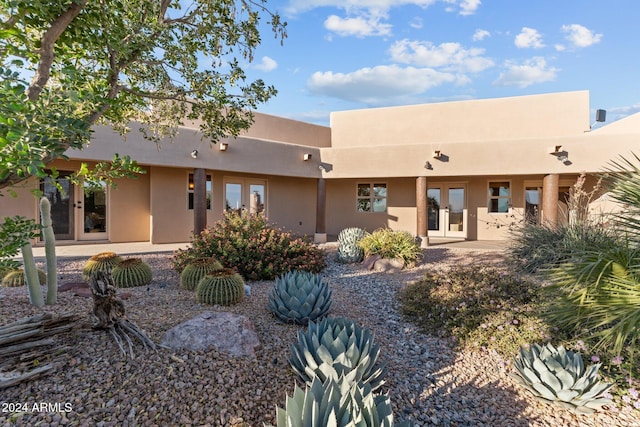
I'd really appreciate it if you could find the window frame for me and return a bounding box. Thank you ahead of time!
[356,182,388,213]
[488,180,511,214]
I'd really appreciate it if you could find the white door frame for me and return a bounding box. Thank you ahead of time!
[428,183,468,238]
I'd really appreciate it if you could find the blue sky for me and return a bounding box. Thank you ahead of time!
[242,0,640,126]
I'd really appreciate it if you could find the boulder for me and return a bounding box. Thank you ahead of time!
[161,311,261,358]
[373,257,404,273]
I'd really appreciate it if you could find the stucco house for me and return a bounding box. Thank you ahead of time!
[2,90,638,246]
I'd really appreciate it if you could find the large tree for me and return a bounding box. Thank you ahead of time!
[0,0,286,192]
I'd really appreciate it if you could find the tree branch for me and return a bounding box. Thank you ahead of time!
[26,0,89,101]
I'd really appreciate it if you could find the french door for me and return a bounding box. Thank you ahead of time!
[40,174,108,241]
[224,178,266,215]
[427,184,467,238]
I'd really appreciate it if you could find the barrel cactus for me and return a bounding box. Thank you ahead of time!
[83,252,122,280]
[275,376,410,427]
[337,227,367,263]
[511,343,613,414]
[180,258,223,290]
[289,317,387,391]
[111,258,153,288]
[1,268,47,287]
[267,270,332,325]
[196,268,245,306]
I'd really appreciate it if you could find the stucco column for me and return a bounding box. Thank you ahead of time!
[542,173,559,227]
[416,176,429,247]
[314,177,327,243]
[193,167,207,235]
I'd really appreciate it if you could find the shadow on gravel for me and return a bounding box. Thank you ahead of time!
[404,367,539,426]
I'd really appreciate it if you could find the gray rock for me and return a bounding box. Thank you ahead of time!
[373,257,404,273]
[161,311,261,358]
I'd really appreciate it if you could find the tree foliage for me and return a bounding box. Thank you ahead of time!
[0,0,286,191]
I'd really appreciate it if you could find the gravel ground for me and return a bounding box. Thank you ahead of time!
[1,245,639,427]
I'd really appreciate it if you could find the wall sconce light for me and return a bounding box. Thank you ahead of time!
[432,150,442,159]
[219,142,228,151]
[548,145,562,155]
[424,161,433,170]
[318,164,326,171]
[595,109,606,123]
[303,153,312,161]
[190,149,198,159]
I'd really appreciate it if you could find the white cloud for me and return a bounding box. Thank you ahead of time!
[459,0,481,15]
[607,103,640,121]
[493,57,558,88]
[324,14,392,37]
[561,24,602,48]
[389,39,494,72]
[514,27,544,49]
[285,0,438,16]
[472,29,490,41]
[307,64,458,104]
[409,16,423,29]
[253,56,278,72]
[554,44,566,52]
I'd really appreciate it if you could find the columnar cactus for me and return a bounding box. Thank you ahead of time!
[511,343,613,414]
[196,268,245,306]
[180,258,223,290]
[267,270,332,325]
[40,197,57,304]
[83,252,123,280]
[111,258,153,288]
[289,317,387,391]
[337,227,367,263]
[1,268,47,288]
[21,242,44,307]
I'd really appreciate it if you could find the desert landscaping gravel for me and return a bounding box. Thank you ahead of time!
[1,244,639,426]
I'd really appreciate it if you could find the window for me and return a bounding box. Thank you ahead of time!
[488,181,510,213]
[188,173,212,210]
[357,183,387,212]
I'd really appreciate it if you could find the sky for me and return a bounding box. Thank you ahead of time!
[240,0,640,126]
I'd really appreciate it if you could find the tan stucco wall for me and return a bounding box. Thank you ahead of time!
[329,91,590,148]
[108,173,151,243]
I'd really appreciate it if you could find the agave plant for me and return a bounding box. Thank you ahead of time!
[274,376,412,427]
[267,270,332,325]
[337,227,367,263]
[511,343,613,414]
[289,317,387,391]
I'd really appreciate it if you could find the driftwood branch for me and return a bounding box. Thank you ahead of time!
[89,270,156,357]
[0,312,78,389]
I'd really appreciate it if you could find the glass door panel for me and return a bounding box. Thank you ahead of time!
[249,184,265,214]
[447,187,465,235]
[40,175,75,240]
[225,183,243,213]
[80,181,108,240]
[427,188,441,234]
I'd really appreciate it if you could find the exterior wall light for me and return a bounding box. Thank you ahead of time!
[548,145,562,155]
[303,153,312,161]
[432,150,441,159]
[190,149,198,158]
[219,142,228,151]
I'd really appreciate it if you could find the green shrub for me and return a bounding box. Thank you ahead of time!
[399,264,545,354]
[506,221,616,274]
[357,228,421,267]
[172,211,326,281]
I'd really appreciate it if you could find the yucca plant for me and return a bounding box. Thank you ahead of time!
[274,376,410,427]
[83,252,122,280]
[196,268,245,306]
[111,258,153,288]
[180,257,224,290]
[336,227,367,263]
[511,343,612,414]
[1,268,46,287]
[289,317,387,392]
[267,270,332,325]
